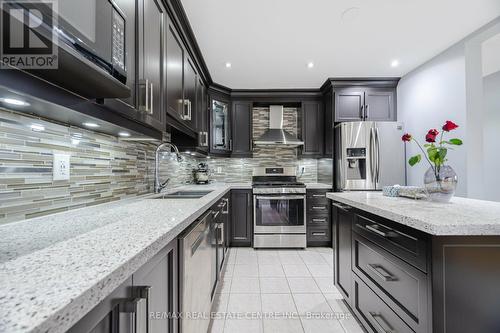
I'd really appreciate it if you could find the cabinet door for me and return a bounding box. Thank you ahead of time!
[68,278,133,333]
[133,242,178,333]
[230,190,252,246]
[364,88,396,121]
[196,78,209,148]
[138,0,164,127]
[301,101,324,157]
[166,19,184,121]
[183,55,198,130]
[210,97,232,154]
[334,88,364,122]
[231,101,253,157]
[333,203,353,305]
[324,91,334,156]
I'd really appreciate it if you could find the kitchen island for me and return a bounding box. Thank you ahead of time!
[327,191,500,333]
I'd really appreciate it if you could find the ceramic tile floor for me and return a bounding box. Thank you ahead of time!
[208,247,364,333]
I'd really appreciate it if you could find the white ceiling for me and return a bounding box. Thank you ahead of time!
[181,0,500,89]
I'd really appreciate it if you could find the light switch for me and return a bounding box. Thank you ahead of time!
[53,153,70,181]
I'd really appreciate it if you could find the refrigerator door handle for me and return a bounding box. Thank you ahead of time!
[375,127,381,185]
[369,127,376,185]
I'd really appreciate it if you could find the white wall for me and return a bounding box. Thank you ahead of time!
[483,71,500,201]
[397,44,468,196]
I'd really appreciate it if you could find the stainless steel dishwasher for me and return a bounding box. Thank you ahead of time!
[179,210,214,333]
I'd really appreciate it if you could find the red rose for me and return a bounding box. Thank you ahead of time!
[428,129,439,136]
[425,129,439,143]
[442,121,458,132]
[401,133,412,142]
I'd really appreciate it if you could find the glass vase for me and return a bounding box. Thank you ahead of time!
[423,165,458,203]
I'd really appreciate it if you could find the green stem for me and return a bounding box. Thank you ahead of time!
[413,138,437,176]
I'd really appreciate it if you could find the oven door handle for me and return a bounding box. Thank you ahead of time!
[255,196,306,200]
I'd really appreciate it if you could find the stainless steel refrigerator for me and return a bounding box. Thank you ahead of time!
[335,121,407,191]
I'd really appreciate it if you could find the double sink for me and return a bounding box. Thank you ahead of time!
[152,190,213,199]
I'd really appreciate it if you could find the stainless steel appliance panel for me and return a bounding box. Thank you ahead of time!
[179,210,213,333]
[373,122,407,188]
[253,195,306,234]
[254,234,307,248]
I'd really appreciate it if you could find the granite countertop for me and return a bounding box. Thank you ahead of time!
[0,183,250,333]
[304,183,333,189]
[327,191,500,236]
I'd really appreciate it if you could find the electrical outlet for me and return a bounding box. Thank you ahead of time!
[53,153,70,181]
[216,167,223,173]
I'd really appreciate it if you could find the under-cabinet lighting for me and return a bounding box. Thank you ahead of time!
[1,98,30,106]
[82,122,99,128]
[30,124,45,132]
[118,131,131,137]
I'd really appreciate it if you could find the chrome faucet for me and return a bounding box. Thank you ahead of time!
[155,142,182,193]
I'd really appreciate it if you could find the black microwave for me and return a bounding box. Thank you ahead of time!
[5,0,130,99]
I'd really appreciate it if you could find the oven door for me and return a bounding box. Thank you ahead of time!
[254,195,306,233]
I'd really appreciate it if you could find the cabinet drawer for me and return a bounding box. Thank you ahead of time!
[307,203,330,215]
[353,213,428,272]
[353,233,428,331]
[306,190,329,204]
[307,227,331,242]
[353,275,415,333]
[307,215,330,226]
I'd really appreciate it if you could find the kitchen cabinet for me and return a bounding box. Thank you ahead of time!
[230,189,253,246]
[210,96,232,155]
[166,19,184,123]
[301,100,324,157]
[183,55,198,129]
[196,77,209,149]
[231,101,253,157]
[334,87,396,122]
[137,0,165,129]
[333,201,354,305]
[68,241,178,333]
[306,190,331,247]
[324,91,334,157]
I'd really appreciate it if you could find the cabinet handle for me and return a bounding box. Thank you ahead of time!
[312,194,326,198]
[332,202,350,210]
[365,224,390,238]
[312,206,326,210]
[119,296,147,333]
[212,210,220,219]
[365,104,369,119]
[312,218,327,222]
[149,83,153,114]
[312,232,326,236]
[367,264,397,282]
[368,312,396,333]
[229,139,233,151]
[138,79,149,113]
[204,132,209,146]
[222,198,229,214]
[138,286,152,333]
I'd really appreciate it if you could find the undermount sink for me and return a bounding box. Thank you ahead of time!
[152,190,213,199]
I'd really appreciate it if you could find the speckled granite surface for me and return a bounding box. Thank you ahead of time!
[305,183,332,189]
[0,183,250,333]
[327,191,500,236]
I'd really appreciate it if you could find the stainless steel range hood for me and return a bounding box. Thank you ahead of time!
[254,105,304,146]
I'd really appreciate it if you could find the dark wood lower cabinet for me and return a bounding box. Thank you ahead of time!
[230,189,253,247]
[306,190,332,247]
[331,199,500,333]
[68,241,178,333]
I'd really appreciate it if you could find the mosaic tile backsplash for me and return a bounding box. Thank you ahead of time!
[0,106,328,224]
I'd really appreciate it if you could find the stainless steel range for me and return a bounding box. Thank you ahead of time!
[252,167,306,248]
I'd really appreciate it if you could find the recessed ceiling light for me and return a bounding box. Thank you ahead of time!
[30,124,45,132]
[1,98,30,106]
[307,62,314,69]
[391,60,400,67]
[225,62,232,68]
[82,122,99,128]
[118,131,130,137]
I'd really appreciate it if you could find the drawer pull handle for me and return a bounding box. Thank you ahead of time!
[367,264,397,282]
[312,206,326,210]
[312,232,326,236]
[368,312,396,333]
[312,218,327,222]
[332,202,350,210]
[365,224,390,238]
[312,194,326,198]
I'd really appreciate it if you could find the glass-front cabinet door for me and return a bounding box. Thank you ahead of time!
[211,99,231,152]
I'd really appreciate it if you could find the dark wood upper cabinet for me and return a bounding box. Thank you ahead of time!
[334,88,365,122]
[364,88,396,121]
[301,100,324,157]
[165,19,184,122]
[209,94,232,155]
[231,101,253,157]
[334,86,397,122]
[137,0,165,128]
[183,56,198,129]
[196,78,209,148]
[324,91,334,157]
[230,190,253,246]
